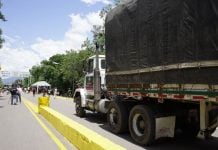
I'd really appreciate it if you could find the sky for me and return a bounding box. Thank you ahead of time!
[0,0,112,72]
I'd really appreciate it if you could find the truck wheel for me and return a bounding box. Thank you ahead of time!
[129,105,155,146]
[107,100,128,133]
[75,96,86,117]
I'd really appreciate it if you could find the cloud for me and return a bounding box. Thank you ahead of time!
[0,40,41,72]
[31,11,103,60]
[81,0,112,5]
[0,11,103,73]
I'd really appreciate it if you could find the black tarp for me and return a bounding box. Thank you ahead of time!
[105,0,218,84]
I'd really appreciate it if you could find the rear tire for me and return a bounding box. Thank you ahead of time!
[75,96,86,117]
[107,100,128,133]
[129,105,155,146]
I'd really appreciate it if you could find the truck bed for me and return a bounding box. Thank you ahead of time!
[105,0,218,102]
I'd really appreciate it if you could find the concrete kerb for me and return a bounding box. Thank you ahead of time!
[25,100,125,150]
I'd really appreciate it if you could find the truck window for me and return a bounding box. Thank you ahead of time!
[87,59,94,73]
[101,59,106,69]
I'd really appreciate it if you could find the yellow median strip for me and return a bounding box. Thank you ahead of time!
[23,97,126,150]
[39,105,126,150]
[23,99,67,150]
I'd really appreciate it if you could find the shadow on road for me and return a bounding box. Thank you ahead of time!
[148,137,218,150]
[84,112,107,124]
[82,112,218,150]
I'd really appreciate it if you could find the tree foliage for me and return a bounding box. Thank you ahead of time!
[0,1,6,49]
[29,50,94,95]
[0,77,3,88]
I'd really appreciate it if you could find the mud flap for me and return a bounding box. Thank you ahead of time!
[155,116,176,139]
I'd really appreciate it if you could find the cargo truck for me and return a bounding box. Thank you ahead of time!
[73,0,218,145]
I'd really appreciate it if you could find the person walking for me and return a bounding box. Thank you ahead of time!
[54,88,58,99]
[33,88,36,97]
[17,86,22,103]
[10,86,18,105]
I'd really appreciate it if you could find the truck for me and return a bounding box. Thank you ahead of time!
[73,0,218,145]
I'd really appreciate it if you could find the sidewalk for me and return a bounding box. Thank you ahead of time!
[0,93,58,150]
[0,93,74,150]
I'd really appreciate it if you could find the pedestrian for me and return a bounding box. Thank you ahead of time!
[54,88,58,99]
[28,87,30,93]
[33,88,36,96]
[42,88,47,97]
[17,86,22,103]
[10,86,18,105]
[48,89,51,96]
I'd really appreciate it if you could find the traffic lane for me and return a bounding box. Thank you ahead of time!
[24,93,218,150]
[24,93,144,150]
[0,94,58,150]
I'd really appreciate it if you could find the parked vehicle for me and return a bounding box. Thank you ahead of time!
[74,0,218,145]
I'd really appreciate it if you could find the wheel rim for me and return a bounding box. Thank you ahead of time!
[132,113,145,136]
[109,108,118,126]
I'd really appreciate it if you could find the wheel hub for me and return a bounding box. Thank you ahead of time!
[133,113,145,136]
[109,108,118,125]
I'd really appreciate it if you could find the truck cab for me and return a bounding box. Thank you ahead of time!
[73,55,109,117]
[85,55,106,96]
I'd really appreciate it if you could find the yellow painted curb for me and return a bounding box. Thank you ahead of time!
[40,106,126,150]
[25,99,126,150]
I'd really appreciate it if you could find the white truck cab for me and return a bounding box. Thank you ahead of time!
[73,55,109,117]
[85,55,106,96]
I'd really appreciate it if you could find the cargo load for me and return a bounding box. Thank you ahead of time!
[105,0,218,84]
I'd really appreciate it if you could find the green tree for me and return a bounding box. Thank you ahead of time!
[0,77,3,88]
[0,1,6,48]
[29,54,64,87]
[22,77,29,87]
[29,49,94,95]
[29,65,44,83]
[92,25,105,51]
[81,38,95,51]
[13,79,22,86]
[61,50,94,93]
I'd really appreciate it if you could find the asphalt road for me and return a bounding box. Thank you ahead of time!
[0,92,76,150]
[24,93,218,150]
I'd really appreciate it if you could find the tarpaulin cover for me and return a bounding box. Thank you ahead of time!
[105,0,218,84]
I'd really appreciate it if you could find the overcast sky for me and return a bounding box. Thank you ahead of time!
[0,0,111,72]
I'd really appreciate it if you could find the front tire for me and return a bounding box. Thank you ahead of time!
[107,100,128,133]
[129,105,155,146]
[75,96,86,117]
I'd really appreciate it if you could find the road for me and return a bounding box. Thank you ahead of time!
[23,93,218,150]
[0,92,76,150]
